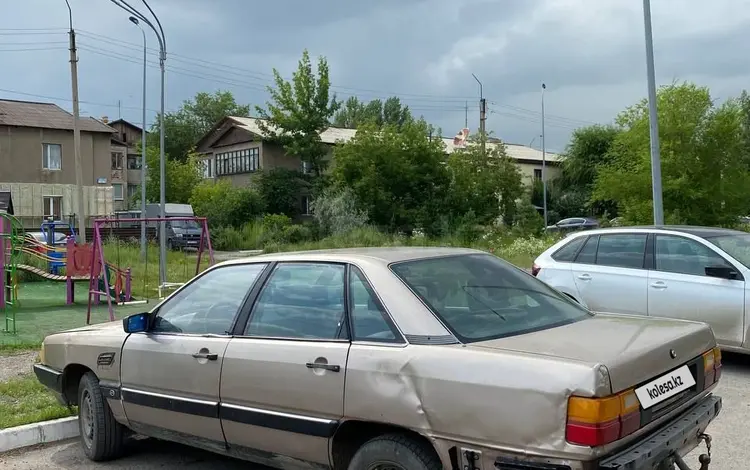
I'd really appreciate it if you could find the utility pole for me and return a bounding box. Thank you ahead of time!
[541,83,548,227]
[464,101,468,128]
[472,73,486,155]
[64,0,86,242]
[642,0,664,225]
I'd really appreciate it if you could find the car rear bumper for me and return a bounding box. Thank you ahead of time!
[597,393,721,469]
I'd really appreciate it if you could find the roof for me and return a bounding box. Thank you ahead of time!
[217,246,485,267]
[107,118,145,133]
[0,99,115,134]
[575,225,746,239]
[201,116,562,163]
[0,191,13,215]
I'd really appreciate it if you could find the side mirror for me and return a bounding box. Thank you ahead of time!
[123,312,149,333]
[705,265,739,280]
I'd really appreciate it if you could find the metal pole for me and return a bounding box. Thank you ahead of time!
[472,73,485,155]
[109,0,167,285]
[129,17,148,260]
[541,83,548,227]
[643,0,664,225]
[64,0,86,242]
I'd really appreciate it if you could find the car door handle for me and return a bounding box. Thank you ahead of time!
[192,352,219,361]
[650,281,667,290]
[306,363,341,372]
[577,274,592,281]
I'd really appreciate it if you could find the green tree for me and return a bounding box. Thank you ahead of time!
[446,134,524,225]
[594,82,750,226]
[143,146,202,204]
[333,96,413,129]
[189,180,264,228]
[256,168,310,218]
[332,120,450,234]
[148,91,250,162]
[255,50,339,177]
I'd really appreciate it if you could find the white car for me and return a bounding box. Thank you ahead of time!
[533,225,750,354]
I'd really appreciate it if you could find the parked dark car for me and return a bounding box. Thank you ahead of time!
[545,217,599,233]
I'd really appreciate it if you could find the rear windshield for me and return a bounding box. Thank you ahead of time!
[390,253,592,343]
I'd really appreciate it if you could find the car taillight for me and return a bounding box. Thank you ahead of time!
[531,263,541,276]
[703,347,722,388]
[566,389,641,447]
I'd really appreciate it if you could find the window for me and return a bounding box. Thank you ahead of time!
[534,168,542,180]
[595,233,647,269]
[215,147,260,176]
[127,155,142,169]
[151,263,267,335]
[706,233,750,269]
[301,195,312,215]
[245,263,346,339]
[112,183,124,201]
[301,161,312,175]
[349,266,400,342]
[552,236,587,262]
[127,184,138,200]
[202,158,213,178]
[111,151,124,170]
[575,235,599,264]
[42,143,62,170]
[655,235,733,276]
[123,132,128,143]
[42,196,62,220]
[390,254,591,343]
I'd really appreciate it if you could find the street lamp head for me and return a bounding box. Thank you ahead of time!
[129,16,139,25]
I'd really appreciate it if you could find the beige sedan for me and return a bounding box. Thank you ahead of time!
[34,247,722,470]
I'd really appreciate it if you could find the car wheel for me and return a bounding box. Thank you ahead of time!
[347,433,442,470]
[77,371,126,461]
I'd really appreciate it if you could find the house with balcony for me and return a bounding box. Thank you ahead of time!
[0,99,118,228]
[105,118,146,209]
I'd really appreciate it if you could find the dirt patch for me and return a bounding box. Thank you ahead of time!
[0,351,38,383]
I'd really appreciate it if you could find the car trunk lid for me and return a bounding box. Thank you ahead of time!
[471,313,715,394]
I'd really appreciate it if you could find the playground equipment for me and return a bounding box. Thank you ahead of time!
[87,216,215,324]
[1,211,23,334]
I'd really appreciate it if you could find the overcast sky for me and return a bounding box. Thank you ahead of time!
[2,0,749,153]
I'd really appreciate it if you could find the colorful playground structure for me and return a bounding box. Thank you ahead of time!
[1,211,133,334]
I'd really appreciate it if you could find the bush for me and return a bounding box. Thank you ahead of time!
[257,168,310,217]
[190,180,264,228]
[311,187,368,237]
[513,199,545,237]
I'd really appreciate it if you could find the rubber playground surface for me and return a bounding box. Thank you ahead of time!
[1,281,150,347]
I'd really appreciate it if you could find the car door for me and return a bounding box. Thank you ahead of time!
[119,262,268,449]
[219,262,350,468]
[648,234,745,347]
[570,233,649,315]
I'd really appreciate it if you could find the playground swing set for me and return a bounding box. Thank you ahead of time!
[1,198,215,334]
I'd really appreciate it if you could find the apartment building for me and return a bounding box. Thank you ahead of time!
[0,99,118,228]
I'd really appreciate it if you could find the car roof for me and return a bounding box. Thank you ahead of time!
[214,246,486,268]
[572,225,746,239]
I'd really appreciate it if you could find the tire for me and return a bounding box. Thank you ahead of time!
[347,433,442,470]
[77,371,126,461]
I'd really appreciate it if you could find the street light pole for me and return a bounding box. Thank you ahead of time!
[64,0,86,242]
[642,0,664,225]
[129,16,148,260]
[472,73,486,156]
[541,82,548,228]
[109,0,167,286]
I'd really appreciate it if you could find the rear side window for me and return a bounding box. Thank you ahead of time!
[552,236,587,262]
[390,254,592,343]
[596,234,647,269]
[575,235,599,264]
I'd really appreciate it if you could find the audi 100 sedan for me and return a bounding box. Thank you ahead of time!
[34,247,722,470]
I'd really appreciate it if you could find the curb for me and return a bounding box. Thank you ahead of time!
[0,416,79,454]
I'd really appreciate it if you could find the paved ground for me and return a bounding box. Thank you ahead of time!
[2,353,749,469]
[0,352,37,383]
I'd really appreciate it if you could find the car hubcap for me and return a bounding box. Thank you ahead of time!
[80,390,94,447]
[367,462,405,470]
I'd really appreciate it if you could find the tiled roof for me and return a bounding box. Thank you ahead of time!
[227,116,561,162]
[0,99,115,133]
